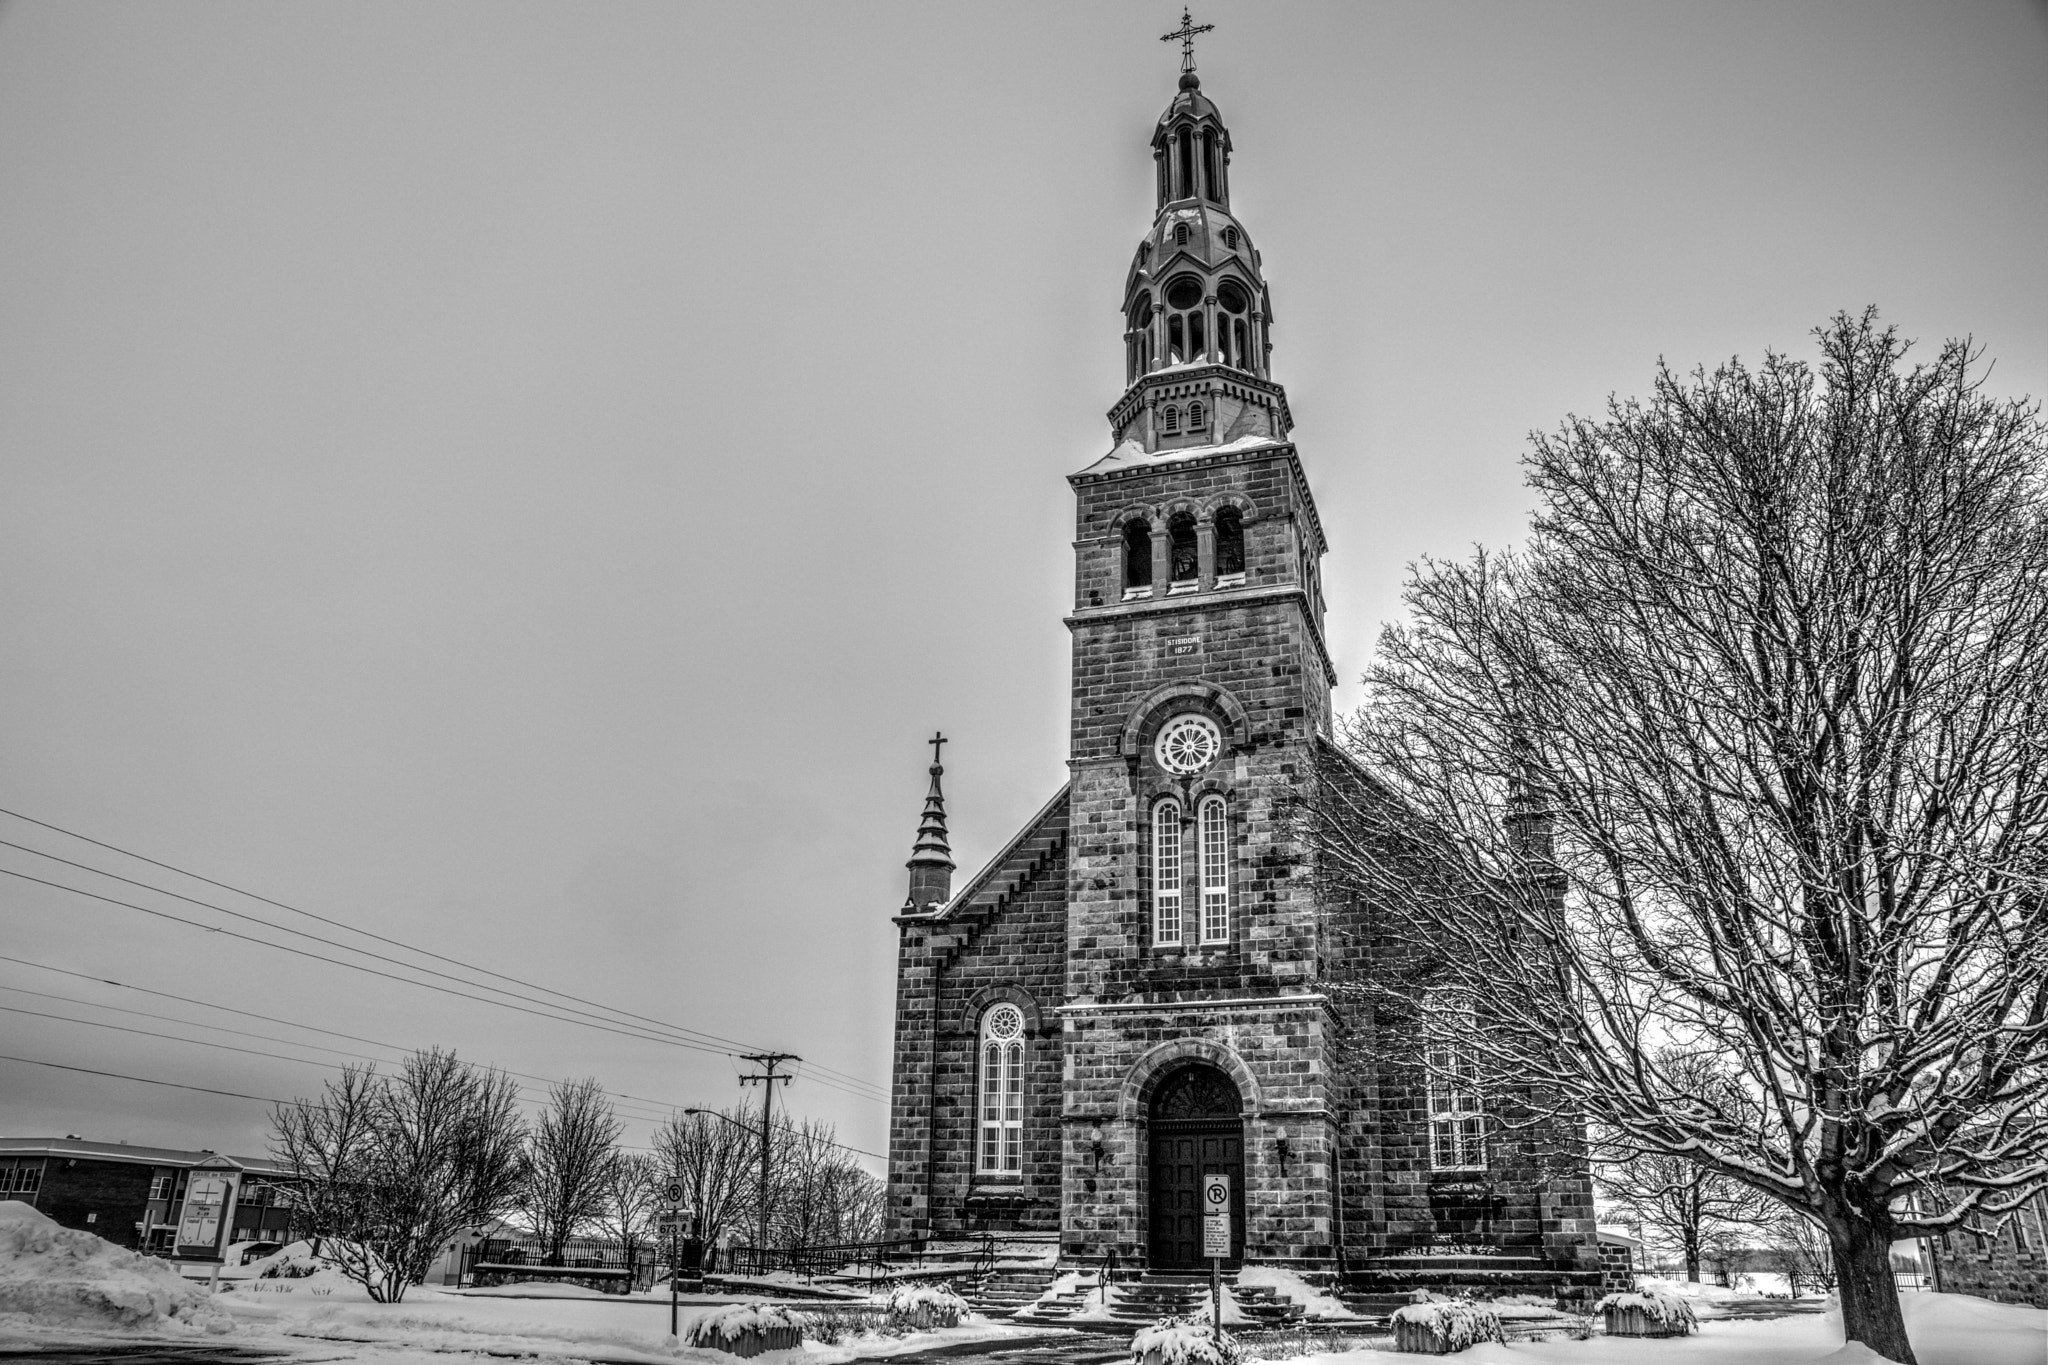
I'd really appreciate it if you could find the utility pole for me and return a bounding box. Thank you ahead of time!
[738,1052,797,1260]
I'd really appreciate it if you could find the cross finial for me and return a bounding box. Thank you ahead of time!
[1161,8,1214,74]
[929,731,947,771]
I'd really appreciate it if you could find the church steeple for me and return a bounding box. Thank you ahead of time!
[903,732,954,913]
[1111,42,1290,456]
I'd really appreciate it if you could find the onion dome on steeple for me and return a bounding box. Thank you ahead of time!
[1107,19,1292,458]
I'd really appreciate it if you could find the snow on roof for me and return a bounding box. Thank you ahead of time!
[0,1136,290,1175]
[1073,432,1288,477]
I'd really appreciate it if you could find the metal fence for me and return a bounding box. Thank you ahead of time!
[461,1236,653,1293]
[723,1237,931,1282]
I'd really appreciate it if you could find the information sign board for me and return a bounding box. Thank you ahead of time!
[1201,1173,1230,1258]
[664,1180,685,1206]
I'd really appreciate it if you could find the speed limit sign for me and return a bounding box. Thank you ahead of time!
[664,1180,685,1207]
[1201,1174,1230,1257]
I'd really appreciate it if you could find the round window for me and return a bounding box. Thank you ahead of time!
[1217,280,1249,315]
[1154,714,1223,775]
[985,1004,1023,1041]
[1165,276,1204,310]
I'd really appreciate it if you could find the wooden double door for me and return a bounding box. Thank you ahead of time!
[1147,1121,1244,1268]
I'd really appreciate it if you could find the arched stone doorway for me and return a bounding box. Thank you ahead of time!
[1146,1063,1244,1268]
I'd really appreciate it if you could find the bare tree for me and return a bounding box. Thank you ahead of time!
[764,1117,884,1249]
[1767,1213,1840,1297]
[1597,1145,1772,1282]
[1310,311,2048,1363]
[593,1150,659,1272]
[520,1077,623,1265]
[270,1049,528,1302]
[654,1108,755,1255]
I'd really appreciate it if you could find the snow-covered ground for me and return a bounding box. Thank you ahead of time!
[1241,1293,2043,1365]
[3,1203,2041,1365]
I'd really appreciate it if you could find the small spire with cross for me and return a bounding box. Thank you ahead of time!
[904,730,955,913]
[1161,8,1215,75]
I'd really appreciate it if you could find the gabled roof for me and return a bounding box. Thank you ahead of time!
[905,784,1070,925]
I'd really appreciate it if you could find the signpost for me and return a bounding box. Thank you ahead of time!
[663,1180,686,1337]
[1202,1173,1230,1331]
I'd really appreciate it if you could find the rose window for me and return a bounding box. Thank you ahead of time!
[984,1004,1023,1041]
[1154,714,1223,775]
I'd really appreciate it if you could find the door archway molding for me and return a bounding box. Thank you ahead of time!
[1119,1038,1263,1121]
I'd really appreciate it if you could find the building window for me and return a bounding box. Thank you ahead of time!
[1153,799,1183,946]
[1173,221,1190,247]
[149,1173,173,1201]
[1161,405,1180,434]
[1221,227,1239,249]
[978,1004,1025,1174]
[1426,994,1487,1171]
[1168,513,1199,584]
[1215,507,1245,582]
[1187,400,1205,429]
[0,1161,42,1196]
[1123,520,1153,595]
[1198,796,1229,943]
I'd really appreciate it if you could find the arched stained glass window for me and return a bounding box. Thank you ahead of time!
[1199,796,1229,943]
[1153,799,1183,946]
[978,1004,1025,1174]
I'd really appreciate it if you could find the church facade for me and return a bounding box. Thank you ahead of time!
[886,60,1598,1287]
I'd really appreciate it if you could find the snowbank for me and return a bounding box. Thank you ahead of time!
[1235,1265,1354,1320]
[0,1200,232,1333]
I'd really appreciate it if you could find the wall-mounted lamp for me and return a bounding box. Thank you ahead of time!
[1089,1126,1106,1170]
[1275,1132,1293,1176]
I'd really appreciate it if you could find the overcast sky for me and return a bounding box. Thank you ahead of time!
[1,1,2042,1172]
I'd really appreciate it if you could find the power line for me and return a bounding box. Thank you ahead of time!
[0,1052,290,1106]
[0,958,884,1159]
[0,840,812,1077]
[0,806,887,1101]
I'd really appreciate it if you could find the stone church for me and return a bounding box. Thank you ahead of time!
[886,54,1599,1290]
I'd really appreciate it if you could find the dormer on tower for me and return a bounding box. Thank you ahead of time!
[1112,65,1291,457]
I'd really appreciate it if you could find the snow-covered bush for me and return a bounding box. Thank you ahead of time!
[0,1201,232,1333]
[1388,1299,1505,1354]
[1130,1315,1240,1365]
[682,1303,805,1357]
[886,1282,969,1329]
[1596,1287,1698,1337]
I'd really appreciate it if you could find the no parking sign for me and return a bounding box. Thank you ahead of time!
[1201,1173,1230,1258]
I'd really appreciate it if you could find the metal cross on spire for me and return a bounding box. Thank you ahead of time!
[1160,8,1214,74]
[928,730,947,770]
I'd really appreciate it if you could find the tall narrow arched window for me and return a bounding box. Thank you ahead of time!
[1201,130,1218,201]
[1198,796,1229,943]
[1215,507,1244,581]
[1187,400,1205,430]
[1161,405,1180,434]
[1176,126,1194,198]
[1153,799,1183,946]
[1188,310,1206,361]
[1167,315,1185,364]
[978,1004,1025,1173]
[1168,513,1198,584]
[1123,520,1153,594]
[1173,222,1190,247]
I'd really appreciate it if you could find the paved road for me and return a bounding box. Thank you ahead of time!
[0,1346,293,1365]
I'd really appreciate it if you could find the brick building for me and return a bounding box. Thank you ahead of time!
[0,1137,298,1260]
[884,57,1599,1291]
[1923,1190,2048,1308]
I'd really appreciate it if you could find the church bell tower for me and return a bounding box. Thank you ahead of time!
[1059,36,1342,1265]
